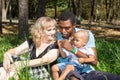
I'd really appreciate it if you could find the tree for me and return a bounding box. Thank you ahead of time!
[0,0,2,34]
[115,0,120,25]
[89,0,95,25]
[18,0,28,38]
[2,0,10,20]
[53,0,58,18]
[36,0,46,19]
[75,0,82,24]
[9,0,12,23]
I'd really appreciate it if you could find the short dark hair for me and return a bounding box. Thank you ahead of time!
[58,10,76,25]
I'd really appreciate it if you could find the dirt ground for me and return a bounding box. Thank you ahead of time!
[81,26,120,40]
[1,22,120,40]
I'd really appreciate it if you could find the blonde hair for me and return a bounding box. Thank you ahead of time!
[75,30,89,44]
[29,17,57,43]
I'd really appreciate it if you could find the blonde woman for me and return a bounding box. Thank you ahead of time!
[0,17,59,80]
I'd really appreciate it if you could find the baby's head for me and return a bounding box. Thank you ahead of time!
[72,30,89,48]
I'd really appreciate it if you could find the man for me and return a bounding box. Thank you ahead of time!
[56,10,120,80]
[56,10,97,65]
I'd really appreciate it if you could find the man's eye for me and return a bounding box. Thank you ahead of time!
[65,27,71,30]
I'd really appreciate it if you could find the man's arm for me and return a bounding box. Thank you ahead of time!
[61,40,98,66]
[90,47,98,66]
[58,40,66,58]
[61,40,88,58]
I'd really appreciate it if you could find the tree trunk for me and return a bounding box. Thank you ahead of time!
[0,0,2,34]
[54,0,58,18]
[89,0,95,25]
[9,0,12,24]
[99,0,103,24]
[109,0,114,23]
[36,0,46,19]
[105,0,111,23]
[76,0,81,24]
[18,0,28,39]
[2,0,10,20]
[71,0,76,15]
[67,0,71,11]
[115,0,120,25]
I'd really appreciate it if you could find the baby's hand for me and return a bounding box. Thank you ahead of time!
[78,58,85,64]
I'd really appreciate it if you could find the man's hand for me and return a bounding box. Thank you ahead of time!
[60,39,73,52]
[78,58,85,64]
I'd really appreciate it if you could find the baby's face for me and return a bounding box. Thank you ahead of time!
[72,33,85,48]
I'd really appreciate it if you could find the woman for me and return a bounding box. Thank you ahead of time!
[0,17,59,80]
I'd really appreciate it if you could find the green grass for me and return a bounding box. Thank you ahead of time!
[95,38,120,75]
[0,35,120,79]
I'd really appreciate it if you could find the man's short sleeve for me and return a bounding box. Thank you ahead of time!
[75,28,95,48]
[56,32,64,40]
[86,30,95,47]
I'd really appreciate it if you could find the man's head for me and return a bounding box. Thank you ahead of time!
[58,10,76,39]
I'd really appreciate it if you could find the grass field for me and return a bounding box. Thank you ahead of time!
[0,34,120,80]
[0,21,120,79]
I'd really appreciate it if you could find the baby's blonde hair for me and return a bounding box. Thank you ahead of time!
[29,17,57,43]
[75,30,89,44]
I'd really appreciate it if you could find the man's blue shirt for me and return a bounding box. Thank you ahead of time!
[56,28,95,47]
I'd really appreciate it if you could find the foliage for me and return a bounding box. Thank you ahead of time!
[0,35,120,79]
[95,38,120,75]
[0,34,24,62]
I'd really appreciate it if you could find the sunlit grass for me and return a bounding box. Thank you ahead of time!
[0,35,120,79]
[95,38,120,75]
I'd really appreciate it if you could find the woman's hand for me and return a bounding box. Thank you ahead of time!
[3,53,11,72]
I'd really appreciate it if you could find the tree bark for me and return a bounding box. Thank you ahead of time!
[89,0,95,25]
[67,0,71,11]
[71,0,76,15]
[18,0,28,39]
[2,0,10,20]
[115,0,120,25]
[99,0,103,24]
[36,0,46,19]
[0,0,2,34]
[54,0,58,18]
[76,0,81,24]
[9,0,12,24]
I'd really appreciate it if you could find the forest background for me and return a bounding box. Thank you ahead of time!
[0,0,120,79]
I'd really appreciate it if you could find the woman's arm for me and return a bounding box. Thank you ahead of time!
[14,49,59,68]
[3,41,29,71]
